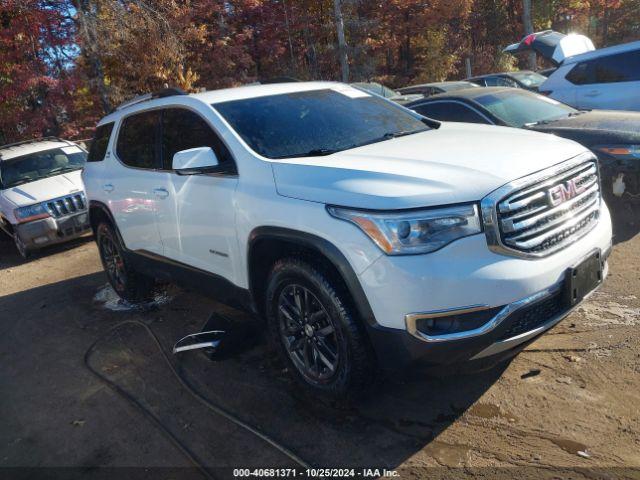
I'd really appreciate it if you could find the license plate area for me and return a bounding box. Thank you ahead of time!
[565,250,603,306]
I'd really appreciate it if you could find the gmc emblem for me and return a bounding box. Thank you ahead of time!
[548,178,586,206]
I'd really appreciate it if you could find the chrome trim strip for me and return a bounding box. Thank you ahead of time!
[502,182,598,233]
[471,260,608,359]
[405,281,563,343]
[44,192,87,219]
[481,152,601,259]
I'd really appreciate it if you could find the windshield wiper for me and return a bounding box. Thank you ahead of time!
[381,129,427,140]
[6,178,33,187]
[273,148,345,159]
[272,129,428,159]
[45,166,82,177]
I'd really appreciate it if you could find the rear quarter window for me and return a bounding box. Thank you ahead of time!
[116,111,160,169]
[87,122,114,162]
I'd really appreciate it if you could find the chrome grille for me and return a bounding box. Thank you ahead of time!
[45,193,86,219]
[482,155,601,258]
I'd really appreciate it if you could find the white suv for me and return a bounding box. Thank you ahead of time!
[0,137,89,258]
[504,30,640,111]
[83,82,612,399]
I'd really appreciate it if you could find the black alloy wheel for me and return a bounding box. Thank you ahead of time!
[277,284,340,383]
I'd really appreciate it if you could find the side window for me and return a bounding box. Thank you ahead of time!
[161,108,235,172]
[87,122,114,162]
[116,111,160,169]
[566,62,592,85]
[485,76,518,88]
[413,102,489,124]
[593,50,640,83]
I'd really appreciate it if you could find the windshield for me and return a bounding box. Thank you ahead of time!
[509,71,548,88]
[213,88,429,159]
[0,147,86,189]
[474,90,577,127]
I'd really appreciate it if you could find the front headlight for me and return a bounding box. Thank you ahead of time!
[14,203,50,224]
[593,145,640,159]
[327,204,482,255]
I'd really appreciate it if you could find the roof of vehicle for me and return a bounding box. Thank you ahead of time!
[0,137,76,161]
[98,81,351,125]
[409,86,514,104]
[562,39,640,65]
[467,70,536,80]
[401,81,479,89]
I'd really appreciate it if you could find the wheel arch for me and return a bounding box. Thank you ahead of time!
[247,227,377,328]
[0,215,14,236]
[89,201,125,247]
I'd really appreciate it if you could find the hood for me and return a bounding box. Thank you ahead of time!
[529,110,640,146]
[271,123,588,210]
[504,30,595,66]
[1,170,84,208]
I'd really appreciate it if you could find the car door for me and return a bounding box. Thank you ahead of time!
[571,50,640,110]
[154,107,239,282]
[109,110,164,255]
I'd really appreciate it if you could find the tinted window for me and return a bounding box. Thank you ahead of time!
[116,111,160,169]
[161,108,234,171]
[474,90,576,127]
[413,102,489,124]
[213,89,429,159]
[0,147,86,189]
[566,62,591,84]
[87,122,114,162]
[567,49,640,85]
[593,50,640,83]
[484,76,519,88]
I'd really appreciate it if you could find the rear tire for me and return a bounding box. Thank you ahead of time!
[265,257,375,401]
[96,222,155,303]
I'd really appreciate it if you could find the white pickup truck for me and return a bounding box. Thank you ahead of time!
[0,138,89,258]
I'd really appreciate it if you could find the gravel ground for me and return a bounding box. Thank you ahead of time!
[0,210,638,479]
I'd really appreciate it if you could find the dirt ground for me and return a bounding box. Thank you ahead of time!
[0,208,638,479]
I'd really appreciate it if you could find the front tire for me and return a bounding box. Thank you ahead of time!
[96,222,155,303]
[265,257,375,401]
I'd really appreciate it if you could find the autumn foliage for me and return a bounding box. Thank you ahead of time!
[1,0,638,143]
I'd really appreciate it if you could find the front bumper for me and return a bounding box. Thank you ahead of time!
[358,204,612,370]
[15,211,91,250]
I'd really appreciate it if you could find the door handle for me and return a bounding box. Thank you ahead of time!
[585,90,600,97]
[153,188,169,199]
[102,183,114,193]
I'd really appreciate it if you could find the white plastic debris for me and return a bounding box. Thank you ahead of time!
[612,173,626,197]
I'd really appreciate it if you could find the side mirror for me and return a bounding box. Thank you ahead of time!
[172,147,219,175]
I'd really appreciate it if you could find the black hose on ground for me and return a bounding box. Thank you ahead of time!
[84,320,311,479]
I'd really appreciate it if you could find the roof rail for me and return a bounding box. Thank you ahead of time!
[115,87,188,111]
[0,136,70,152]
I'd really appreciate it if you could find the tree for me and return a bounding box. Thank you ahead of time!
[522,0,537,69]
[333,0,349,82]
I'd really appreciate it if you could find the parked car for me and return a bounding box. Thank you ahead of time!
[351,81,423,104]
[0,137,89,258]
[397,81,480,97]
[504,30,640,111]
[84,82,611,399]
[406,87,640,201]
[467,70,548,91]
